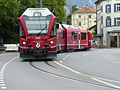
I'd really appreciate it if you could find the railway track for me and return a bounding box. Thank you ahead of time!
[29,60,119,90]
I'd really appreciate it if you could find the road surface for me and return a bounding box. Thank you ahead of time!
[0,48,120,90]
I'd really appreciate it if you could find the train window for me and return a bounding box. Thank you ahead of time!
[19,23,25,38]
[81,33,87,40]
[72,32,77,40]
[51,20,57,37]
[24,15,51,36]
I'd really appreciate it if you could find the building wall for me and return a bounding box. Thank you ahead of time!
[71,12,96,30]
[96,0,120,48]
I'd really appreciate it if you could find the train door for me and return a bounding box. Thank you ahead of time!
[71,31,78,49]
[78,32,81,49]
[88,31,92,48]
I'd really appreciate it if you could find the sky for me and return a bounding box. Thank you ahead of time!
[66,0,96,8]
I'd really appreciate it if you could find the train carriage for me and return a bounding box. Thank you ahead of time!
[18,8,92,60]
[57,24,92,52]
[18,8,58,59]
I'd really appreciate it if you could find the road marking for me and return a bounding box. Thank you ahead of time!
[112,62,120,64]
[54,61,82,75]
[0,80,3,82]
[0,82,4,84]
[0,77,3,79]
[1,86,7,89]
[0,55,19,74]
[0,55,19,90]
[0,84,5,86]
[92,78,120,89]
[54,61,120,89]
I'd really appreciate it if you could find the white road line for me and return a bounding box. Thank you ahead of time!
[0,55,19,74]
[112,62,120,64]
[94,77,120,84]
[0,78,3,80]
[0,82,4,84]
[0,80,3,82]
[0,55,19,89]
[92,78,120,89]
[0,84,5,86]
[54,61,82,75]
[54,61,120,89]
[1,86,7,89]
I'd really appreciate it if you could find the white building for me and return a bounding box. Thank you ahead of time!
[95,0,120,48]
[71,6,96,30]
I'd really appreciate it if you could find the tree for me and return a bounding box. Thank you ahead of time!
[43,0,66,23]
[0,0,20,43]
[19,0,39,16]
[66,5,79,24]
[71,5,79,13]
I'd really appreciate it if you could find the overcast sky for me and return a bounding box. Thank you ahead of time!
[66,0,96,8]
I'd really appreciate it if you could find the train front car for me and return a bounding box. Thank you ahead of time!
[18,8,57,60]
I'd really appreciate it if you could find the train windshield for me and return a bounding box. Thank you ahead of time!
[23,15,51,36]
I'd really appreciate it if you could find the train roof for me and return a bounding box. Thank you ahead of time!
[62,24,83,29]
[22,8,53,17]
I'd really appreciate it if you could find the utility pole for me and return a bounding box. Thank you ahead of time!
[40,0,42,8]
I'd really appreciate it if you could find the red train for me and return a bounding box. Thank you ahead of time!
[18,8,92,59]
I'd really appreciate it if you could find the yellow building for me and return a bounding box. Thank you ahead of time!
[71,6,96,30]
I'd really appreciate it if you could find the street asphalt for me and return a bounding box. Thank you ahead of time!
[0,48,120,90]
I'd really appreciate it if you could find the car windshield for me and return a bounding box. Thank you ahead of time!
[23,15,51,36]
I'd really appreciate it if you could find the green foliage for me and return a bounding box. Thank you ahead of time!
[0,0,20,23]
[65,5,78,25]
[0,0,67,43]
[66,14,72,24]
[43,0,66,23]
[0,0,20,43]
[71,5,79,13]
[19,0,39,15]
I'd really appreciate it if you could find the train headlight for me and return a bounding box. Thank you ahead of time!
[23,41,26,45]
[36,42,40,48]
[50,41,54,44]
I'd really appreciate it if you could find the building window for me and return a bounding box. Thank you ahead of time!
[116,18,120,26]
[79,15,81,18]
[101,16,103,24]
[106,4,111,13]
[101,6,103,12]
[89,14,91,18]
[79,22,81,26]
[117,3,120,12]
[106,16,111,27]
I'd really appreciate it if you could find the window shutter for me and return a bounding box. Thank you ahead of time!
[114,4,116,12]
[106,19,107,27]
[106,5,107,13]
[110,5,111,13]
[114,18,116,26]
[110,18,111,26]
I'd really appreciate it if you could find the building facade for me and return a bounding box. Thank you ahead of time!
[71,6,96,30]
[95,0,120,48]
